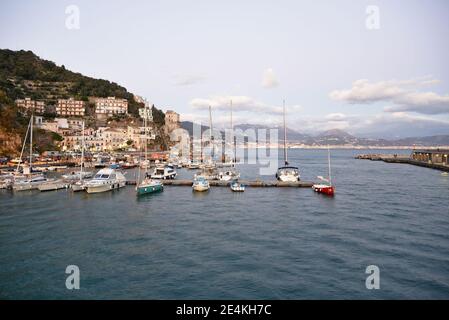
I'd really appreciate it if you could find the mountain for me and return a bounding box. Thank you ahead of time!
[179,121,449,147]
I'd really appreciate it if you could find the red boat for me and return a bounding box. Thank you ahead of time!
[312,146,335,196]
[312,184,335,196]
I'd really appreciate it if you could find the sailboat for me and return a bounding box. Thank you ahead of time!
[219,100,240,181]
[276,100,300,182]
[136,100,163,195]
[12,114,50,191]
[71,121,89,192]
[312,146,335,196]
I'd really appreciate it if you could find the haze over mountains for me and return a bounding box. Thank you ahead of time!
[181,121,449,147]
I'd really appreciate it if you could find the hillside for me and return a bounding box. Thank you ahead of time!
[0,49,167,155]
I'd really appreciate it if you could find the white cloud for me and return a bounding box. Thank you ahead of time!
[330,77,449,114]
[261,68,279,88]
[189,95,301,116]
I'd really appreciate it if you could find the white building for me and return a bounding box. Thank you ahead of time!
[95,97,128,116]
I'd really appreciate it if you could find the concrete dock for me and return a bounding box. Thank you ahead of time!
[356,153,449,172]
[134,179,315,188]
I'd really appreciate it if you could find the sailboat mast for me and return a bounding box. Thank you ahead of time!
[328,146,332,186]
[283,100,288,165]
[231,100,236,165]
[29,113,33,172]
[17,118,31,173]
[144,102,148,164]
[80,121,85,181]
[209,105,213,160]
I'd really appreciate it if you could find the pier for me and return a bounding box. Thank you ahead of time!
[356,150,449,172]
[158,179,315,188]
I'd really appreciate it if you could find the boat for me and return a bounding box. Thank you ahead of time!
[136,100,165,196]
[38,179,70,192]
[276,100,300,182]
[85,168,127,194]
[136,174,163,195]
[70,121,89,192]
[187,160,200,169]
[12,114,50,191]
[192,175,210,192]
[62,171,93,180]
[230,180,245,192]
[150,164,177,179]
[218,170,240,181]
[312,147,335,196]
[441,172,449,176]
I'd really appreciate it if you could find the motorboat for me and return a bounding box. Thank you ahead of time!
[12,174,48,191]
[150,165,177,180]
[187,160,200,170]
[192,175,210,192]
[230,180,245,192]
[85,168,127,194]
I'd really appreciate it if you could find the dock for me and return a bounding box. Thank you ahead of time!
[356,152,449,172]
[128,179,315,188]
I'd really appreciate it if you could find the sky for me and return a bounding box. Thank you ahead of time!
[1,0,449,138]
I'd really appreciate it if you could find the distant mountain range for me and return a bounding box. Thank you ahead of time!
[181,121,449,147]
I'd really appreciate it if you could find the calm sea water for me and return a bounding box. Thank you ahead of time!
[1,149,449,299]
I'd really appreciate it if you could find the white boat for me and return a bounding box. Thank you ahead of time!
[150,165,177,179]
[71,180,87,192]
[276,100,300,182]
[230,180,245,192]
[192,176,210,192]
[70,121,89,192]
[187,160,200,169]
[62,171,93,180]
[12,174,48,191]
[85,168,127,194]
[38,179,70,192]
[218,170,240,181]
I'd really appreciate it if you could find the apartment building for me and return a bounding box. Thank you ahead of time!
[56,98,86,117]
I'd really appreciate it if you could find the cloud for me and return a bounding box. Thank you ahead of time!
[189,95,302,116]
[261,68,279,88]
[173,74,206,86]
[330,77,449,114]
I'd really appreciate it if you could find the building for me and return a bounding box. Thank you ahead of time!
[411,149,449,165]
[95,97,128,116]
[139,107,153,121]
[56,98,86,116]
[15,98,45,114]
[165,110,180,135]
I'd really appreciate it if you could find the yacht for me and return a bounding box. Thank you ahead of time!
[150,164,177,180]
[85,168,127,194]
[192,175,210,192]
[62,171,93,180]
[276,100,300,182]
[218,170,240,181]
[38,179,70,192]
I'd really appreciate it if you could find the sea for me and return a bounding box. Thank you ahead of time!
[1,149,449,299]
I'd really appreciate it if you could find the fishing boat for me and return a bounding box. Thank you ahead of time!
[230,180,245,192]
[312,147,335,196]
[85,168,127,194]
[151,164,177,179]
[276,100,300,182]
[38,179,70,192]
[192,175,210,192]
[136,100,164,196]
